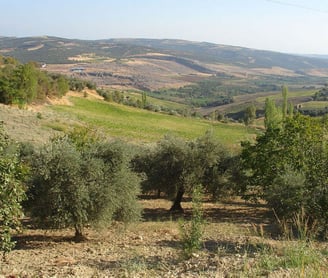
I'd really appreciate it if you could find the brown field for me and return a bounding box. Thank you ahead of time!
[45,55,210,91]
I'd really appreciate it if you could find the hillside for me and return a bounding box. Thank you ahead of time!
[1,36,328,92]
[2,36,328,70]
[1,36,328,119]
[0,92,256,148]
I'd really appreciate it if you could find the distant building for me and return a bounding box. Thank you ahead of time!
[70,67,85,73]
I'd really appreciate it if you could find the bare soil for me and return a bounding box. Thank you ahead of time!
[1,197,318,278]
[0,91,98,145]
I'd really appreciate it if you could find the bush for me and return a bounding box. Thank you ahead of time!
[241,114,328,239]
[179,185,205,259]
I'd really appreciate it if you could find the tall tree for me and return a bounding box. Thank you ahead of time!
[264,98,281,130]
[243,104,256,126]
[141,92,147,108]
[282,85,288,119]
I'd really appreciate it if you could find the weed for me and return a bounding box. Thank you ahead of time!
[274,207,319,241]
[179,185,205,259]
[282,241,321,269]
[119,254,148,277]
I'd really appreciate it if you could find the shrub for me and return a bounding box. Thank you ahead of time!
[241,114,328,239]
[179,184,205,259]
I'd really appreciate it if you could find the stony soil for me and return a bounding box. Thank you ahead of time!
[1,198,320,278]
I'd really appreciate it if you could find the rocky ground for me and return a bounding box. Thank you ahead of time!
[2,198,324,278]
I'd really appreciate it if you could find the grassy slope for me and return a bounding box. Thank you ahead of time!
[255,89,316,103]
[127,91,189,111]
[50,97,256,149]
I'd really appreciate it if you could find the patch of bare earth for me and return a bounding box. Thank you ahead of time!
[2,198,323,277]
[0,90,102,145]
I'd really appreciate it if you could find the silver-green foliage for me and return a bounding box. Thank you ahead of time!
[0,125,26,258]
[27,133,141,239]
[132,131,231,210]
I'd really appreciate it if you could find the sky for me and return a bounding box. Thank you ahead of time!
[1,0,328,54]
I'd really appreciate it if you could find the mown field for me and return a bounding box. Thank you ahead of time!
[50,96,256,149]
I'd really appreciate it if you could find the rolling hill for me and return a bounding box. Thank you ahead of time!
[1,36,328,118]
[1,36,328,70]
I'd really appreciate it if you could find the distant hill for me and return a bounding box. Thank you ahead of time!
[302,54,328,60]
[2,36,328,123]
[1,36,328,70]
[1,36,328,115]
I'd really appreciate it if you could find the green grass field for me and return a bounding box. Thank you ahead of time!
[299,100,328,109]
[255,89,316,103]
[127,91,189,111]
[50,97,256,149]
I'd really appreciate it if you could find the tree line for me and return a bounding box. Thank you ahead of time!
[0,56,68,105]
[0,55,97,106]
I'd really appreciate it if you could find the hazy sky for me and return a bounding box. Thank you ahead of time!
[1,0,328,54]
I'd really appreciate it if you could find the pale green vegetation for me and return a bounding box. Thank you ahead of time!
[255,89,316,103]
[179,185,205,259]
[50,97,255,147]
[300,100,328,109]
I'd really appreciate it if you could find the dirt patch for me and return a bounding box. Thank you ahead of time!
[1,198,321,277]
[0,101,82,145]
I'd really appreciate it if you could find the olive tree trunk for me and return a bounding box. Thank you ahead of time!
[170,187,185,212]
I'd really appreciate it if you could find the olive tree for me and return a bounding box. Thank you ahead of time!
[26,133,140,240]
[0,124,26,258]
[132,132,231,211]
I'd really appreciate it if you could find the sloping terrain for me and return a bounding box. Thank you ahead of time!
[1,198,327,277]
[1,36,328,119]
[2,36,328,70]
[1,36,328,93]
